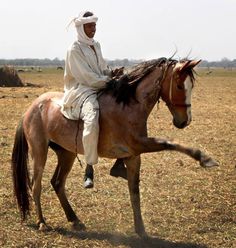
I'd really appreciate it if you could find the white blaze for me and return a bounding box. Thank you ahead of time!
[184,76,192,124]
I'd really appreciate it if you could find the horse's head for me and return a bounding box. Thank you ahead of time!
[160,60,201,129]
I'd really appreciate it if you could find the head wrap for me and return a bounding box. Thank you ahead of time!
[70,11,98,46]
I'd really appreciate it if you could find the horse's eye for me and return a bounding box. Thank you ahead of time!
[177,84,184,90]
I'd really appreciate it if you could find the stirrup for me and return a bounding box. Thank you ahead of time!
[84,177,94,189]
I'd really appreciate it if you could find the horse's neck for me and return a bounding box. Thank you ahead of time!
[136,68,162,115]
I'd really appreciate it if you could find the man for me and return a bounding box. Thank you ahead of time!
[61,11,123,188]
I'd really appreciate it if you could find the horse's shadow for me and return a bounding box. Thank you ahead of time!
[41,226,206,248]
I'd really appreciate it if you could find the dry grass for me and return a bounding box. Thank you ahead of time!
[0,68,235,247]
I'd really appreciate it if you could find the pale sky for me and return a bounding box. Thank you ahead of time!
[0,0,235,61]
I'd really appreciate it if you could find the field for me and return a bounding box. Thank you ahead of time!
[0,67,235,248]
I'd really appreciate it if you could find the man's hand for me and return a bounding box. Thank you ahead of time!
[106,74,129,91]
[112,67,124,77]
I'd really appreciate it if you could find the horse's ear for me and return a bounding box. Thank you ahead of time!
[179,60,201,72]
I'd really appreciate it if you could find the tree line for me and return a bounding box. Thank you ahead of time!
[0,58,142,68]
[0,57,236,68]
[200,58,236,68]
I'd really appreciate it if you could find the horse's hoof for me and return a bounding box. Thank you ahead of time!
[141,234,150,241]
[137,231,148,239]
[136,227,148,238]
[72,220,86,231]
[200,157,219,167]
[38,222,48,231]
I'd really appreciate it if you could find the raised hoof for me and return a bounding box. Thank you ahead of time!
[72,220,86,231]
[200,157,219,167]
[38,222,48,231]
[84,177,94,189]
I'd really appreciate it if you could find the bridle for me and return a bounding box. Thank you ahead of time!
[159,62,192,108]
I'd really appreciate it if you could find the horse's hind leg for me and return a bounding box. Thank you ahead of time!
[31,143,48,231]
[51,147,86,231]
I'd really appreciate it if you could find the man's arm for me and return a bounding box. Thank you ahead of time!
[68,48,110,89]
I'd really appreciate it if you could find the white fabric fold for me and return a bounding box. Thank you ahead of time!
[68,11,98,46]
[74,11,98,27]
[61,41,111,120]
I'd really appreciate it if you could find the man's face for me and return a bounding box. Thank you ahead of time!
[84,22,96,38]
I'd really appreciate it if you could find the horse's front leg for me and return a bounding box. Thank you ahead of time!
[137,137,219,167]
[124,155,147,237]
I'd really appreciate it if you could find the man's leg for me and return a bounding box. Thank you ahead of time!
[80,97,99,188]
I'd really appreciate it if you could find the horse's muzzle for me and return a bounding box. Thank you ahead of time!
[173,119,189,129]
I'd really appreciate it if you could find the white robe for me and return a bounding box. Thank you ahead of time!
[61,40,111,120]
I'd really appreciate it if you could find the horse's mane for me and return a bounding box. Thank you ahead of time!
[104,57,195,105]
[124,57,168,82]
[103,57,167,105]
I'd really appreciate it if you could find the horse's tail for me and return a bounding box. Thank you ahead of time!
[11,119,31,220]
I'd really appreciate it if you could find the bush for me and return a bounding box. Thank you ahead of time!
[0,66,23,87]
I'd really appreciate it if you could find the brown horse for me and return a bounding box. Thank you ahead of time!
[11,58,218,237]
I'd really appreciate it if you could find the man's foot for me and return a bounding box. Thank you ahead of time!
[84,177,94,188]
[84,164,94,189]
[110,159,127,180]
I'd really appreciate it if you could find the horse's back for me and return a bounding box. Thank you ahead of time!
[23,91,143,158]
